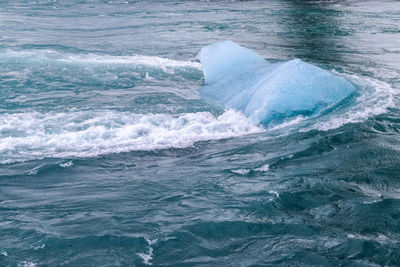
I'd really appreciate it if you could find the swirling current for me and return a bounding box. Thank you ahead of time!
[0,1,400,266]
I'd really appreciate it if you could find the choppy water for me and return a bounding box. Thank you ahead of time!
[1,0,400,266]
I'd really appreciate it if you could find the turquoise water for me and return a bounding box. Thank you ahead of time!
[1,0,400,266]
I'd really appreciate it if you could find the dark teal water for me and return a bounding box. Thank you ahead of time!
[1,0,400,266]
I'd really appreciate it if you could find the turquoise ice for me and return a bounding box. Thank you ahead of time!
[200,41,355,124]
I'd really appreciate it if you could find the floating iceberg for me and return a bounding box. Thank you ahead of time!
[199,41,355,124]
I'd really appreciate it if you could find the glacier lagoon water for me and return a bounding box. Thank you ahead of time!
[0,0,400,266]
[200,40,355,124]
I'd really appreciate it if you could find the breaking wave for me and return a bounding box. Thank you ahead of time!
[0,49,201,70]
[0,109,263,164]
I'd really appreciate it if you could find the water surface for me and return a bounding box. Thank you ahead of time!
[0,0,399,266]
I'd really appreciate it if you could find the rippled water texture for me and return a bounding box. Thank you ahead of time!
[1,1,400,266]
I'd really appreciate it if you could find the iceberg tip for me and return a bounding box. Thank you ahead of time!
[199,41,355,124]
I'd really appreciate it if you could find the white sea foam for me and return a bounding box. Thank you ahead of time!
[255,164,269,172]
[26,167,39,176]
[59,161,74,168]
[0,109,263,164]
[268,116,306,131]
[1,49,201,70]
[269,190,279,198]
[62,54,201,69]
[137,238,157,265]
[33,244,45,250]
[231,169,250,175]
[231,164,269,175]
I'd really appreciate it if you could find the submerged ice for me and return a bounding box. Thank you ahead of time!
[200,41,355,124]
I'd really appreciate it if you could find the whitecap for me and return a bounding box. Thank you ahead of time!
[59,161,74,168]
[0,49,201,70]
[0,109,263,164]
[231,169,250,175]
[269,190,279,198]
[60,53,201,69]
[137,238,157,265]
[255,164,269,172]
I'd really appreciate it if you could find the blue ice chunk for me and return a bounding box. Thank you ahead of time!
[199,40,355,124]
